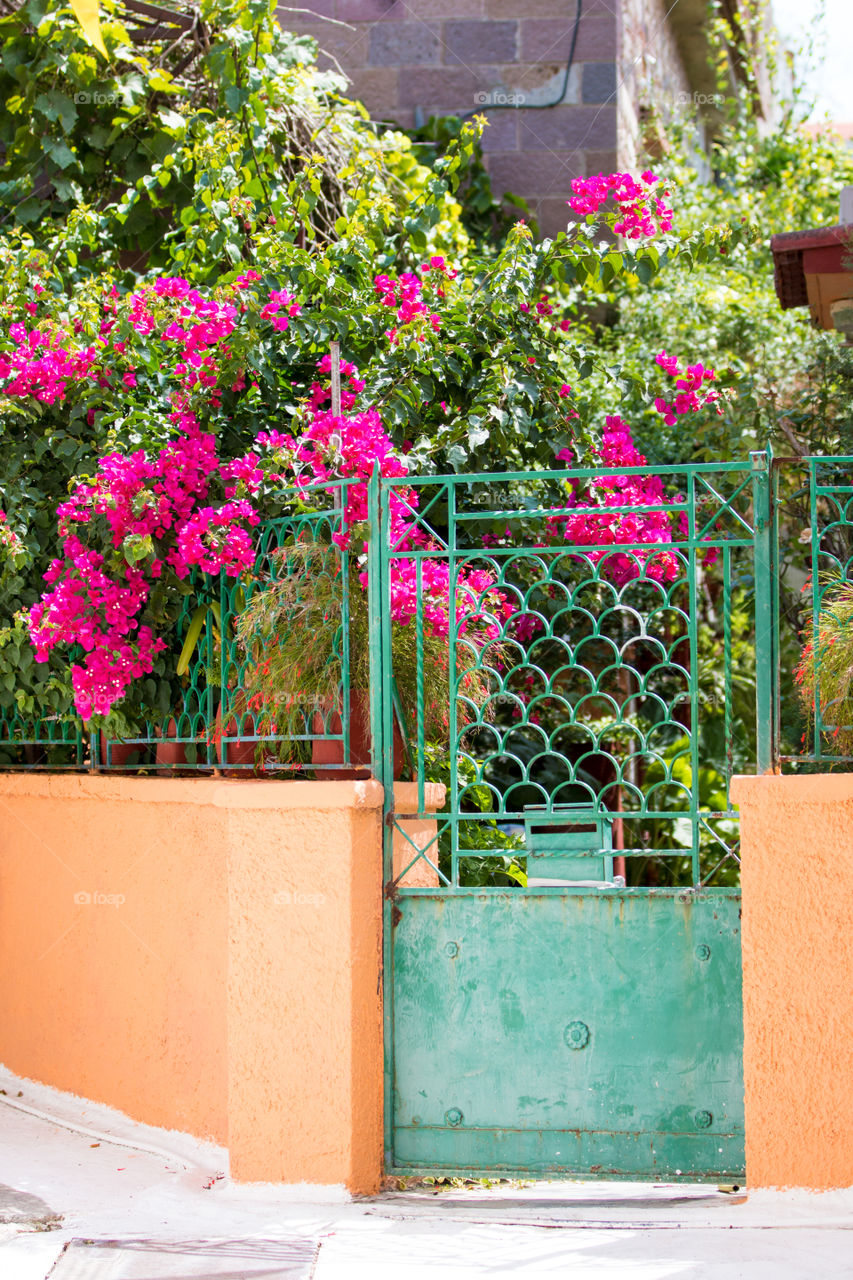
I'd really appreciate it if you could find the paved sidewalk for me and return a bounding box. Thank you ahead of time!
[0,1065,851,1279]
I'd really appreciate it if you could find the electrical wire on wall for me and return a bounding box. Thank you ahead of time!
[450,0,584,123]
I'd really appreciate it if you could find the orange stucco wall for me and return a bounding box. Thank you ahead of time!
[732,773,853,1190]
[0,774,388,1192]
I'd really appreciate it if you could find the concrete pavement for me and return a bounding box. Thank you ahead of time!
[0,1065,851,1279]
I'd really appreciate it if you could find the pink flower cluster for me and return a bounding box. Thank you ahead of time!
[518,294,571,332]
[568,170,673,239]
[32,552,163,718]
[0,324,99,404]
[259,288,302,332]
[0,272,303,418]
[307,355,365,415]
[127,278,243,408]
[653,351,719,425]
[374,267,443,345]
[282,361,509,643]
[547,414,683,585]
[27,416,266,719]
[26,338,504,719]
[379,558,510,645]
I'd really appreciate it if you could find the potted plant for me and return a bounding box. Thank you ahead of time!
[794,575,853,754]
[234,542,506,779]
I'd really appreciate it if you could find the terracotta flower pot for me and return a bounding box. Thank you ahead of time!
[97,731,143,771]
[311,691,404,780]
[154,718,202,774]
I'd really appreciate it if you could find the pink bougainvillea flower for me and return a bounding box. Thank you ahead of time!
[567,170,673,239]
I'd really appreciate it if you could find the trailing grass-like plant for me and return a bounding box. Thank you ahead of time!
[794,576,853,756]
[234,542,505,762]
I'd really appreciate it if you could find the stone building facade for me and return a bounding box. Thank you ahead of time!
[284,1,768,237]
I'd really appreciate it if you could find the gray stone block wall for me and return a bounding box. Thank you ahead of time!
[282,1,687,238]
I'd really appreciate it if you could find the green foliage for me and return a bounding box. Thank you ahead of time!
[422,743,526,889]
[565,111,853,466]
[0,0,814,795]
[406,113,531,250]
[0,0,462,271]
[638,737,740,887]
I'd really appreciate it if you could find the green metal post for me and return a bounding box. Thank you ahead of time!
[367,463,385,783]
[751,448,776,774]
[687,470,701,884]
[368,464,396,1176]
[771,457,782,766]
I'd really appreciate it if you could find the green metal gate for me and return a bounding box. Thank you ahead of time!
[370,454,776,1183]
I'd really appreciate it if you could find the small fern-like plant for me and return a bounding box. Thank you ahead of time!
[234,542,504,762]
[794,576,853,756]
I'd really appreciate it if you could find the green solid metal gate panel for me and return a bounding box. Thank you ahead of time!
[391,889,744,1181]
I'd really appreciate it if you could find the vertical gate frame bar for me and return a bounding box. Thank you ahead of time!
[218,570,226,768]
[771,457,782,767]
[751,448,777,773]
[687,471,701,884]
[340,535,351,766]
[368,465,396,1174]
[416,555,425,815]
[723,542,733,810]
[448,482,460,887]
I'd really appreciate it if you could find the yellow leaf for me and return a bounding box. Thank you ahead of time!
[69,0,108,59]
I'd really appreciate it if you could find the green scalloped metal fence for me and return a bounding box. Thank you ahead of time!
[375,454,780,893]
[0,487,359,773]
[3,450,842,803]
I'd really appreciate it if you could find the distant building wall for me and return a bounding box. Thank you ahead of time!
[619,0,694,166]
[282,3,766,234]
[287,0,624,238]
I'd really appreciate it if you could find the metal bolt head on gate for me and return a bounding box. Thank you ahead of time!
[564,1021,590,1050]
